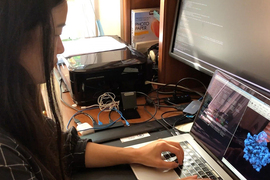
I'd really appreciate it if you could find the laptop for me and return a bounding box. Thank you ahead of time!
[129,70,270,180]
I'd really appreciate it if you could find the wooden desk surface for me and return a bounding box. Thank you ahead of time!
[60,90,183,131]
[53,64,204,132]
[54,65,186,131]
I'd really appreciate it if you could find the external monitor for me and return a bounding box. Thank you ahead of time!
[169,0,270,95]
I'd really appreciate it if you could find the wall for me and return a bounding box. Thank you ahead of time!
[96,0,122,37]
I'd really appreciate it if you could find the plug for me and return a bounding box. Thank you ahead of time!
[146,98,154,106]
[76,122,95,136]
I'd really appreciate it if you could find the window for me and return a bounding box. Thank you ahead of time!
[61,0,96,40]
[61,0,122,41]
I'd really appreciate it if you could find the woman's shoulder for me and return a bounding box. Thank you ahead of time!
[0,130,31,163]
[0,130,21,153]
[0,129,42,179]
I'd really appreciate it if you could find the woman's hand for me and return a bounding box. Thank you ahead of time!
[134,139,184,169]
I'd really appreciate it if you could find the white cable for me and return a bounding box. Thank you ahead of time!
[81,92,119,111]
[97,92,120,111]
[80,104,99,109]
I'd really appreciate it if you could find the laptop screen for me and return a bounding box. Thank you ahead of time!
[191,70,270,179]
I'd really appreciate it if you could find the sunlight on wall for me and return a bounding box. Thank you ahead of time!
[97,0,121,37]
[61,0,96,40]
[61,0,121,40]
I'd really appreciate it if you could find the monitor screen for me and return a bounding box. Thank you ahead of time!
[169,0,270,94]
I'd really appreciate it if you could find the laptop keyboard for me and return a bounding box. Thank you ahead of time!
[162,141,223,180]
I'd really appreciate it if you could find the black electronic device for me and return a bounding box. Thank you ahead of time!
[59,36,152,105]
[120,91,140,119]
[169,0,270,95]
[182,100,201,115]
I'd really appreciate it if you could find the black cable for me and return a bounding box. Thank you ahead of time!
[140,96,175,136]
[132,92,176,136]
[59,78,97,125]
[149,82,190,108]
[147,80,206,97]
[157,104,178,108]
[152,115,176,136]
[160,110,195,135]
[129,92,158,124]
[148,82,175,95]
[108,110,113,123]
[108,110,120,123]
[84,113,98,125]
[131,105,156,124]
[173,77,207,98]
[155,88,161,109]
[172,115,194,134]
[137,97,186,110]
[160,110,183,136]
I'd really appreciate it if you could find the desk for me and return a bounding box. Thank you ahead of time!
[52,63,199,143]
[60,90,184,129]
[55,65,194,131]
[72,129,179,180]
[50,66,196,179]
[71,126,192,180]
[56,90,192,179]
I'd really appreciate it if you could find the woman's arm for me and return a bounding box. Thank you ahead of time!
[85,139,184,169]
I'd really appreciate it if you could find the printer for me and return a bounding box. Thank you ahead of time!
[58,36,152,105]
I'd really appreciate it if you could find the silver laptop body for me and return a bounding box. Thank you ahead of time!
[130,70,270,180]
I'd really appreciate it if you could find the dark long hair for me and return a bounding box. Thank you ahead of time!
[0,0,65,179]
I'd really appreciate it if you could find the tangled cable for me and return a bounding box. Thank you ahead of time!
[97,92,120,111]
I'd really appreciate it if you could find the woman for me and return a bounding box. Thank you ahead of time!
[0,0,207,179]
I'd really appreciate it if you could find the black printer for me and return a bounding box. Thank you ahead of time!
[58,36,152,105]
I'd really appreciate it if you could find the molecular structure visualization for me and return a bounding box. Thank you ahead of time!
[243,131,270,172]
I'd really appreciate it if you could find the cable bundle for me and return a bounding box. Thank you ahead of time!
[97,92,120,111]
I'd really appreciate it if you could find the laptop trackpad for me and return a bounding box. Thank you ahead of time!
[130,164,179,180]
